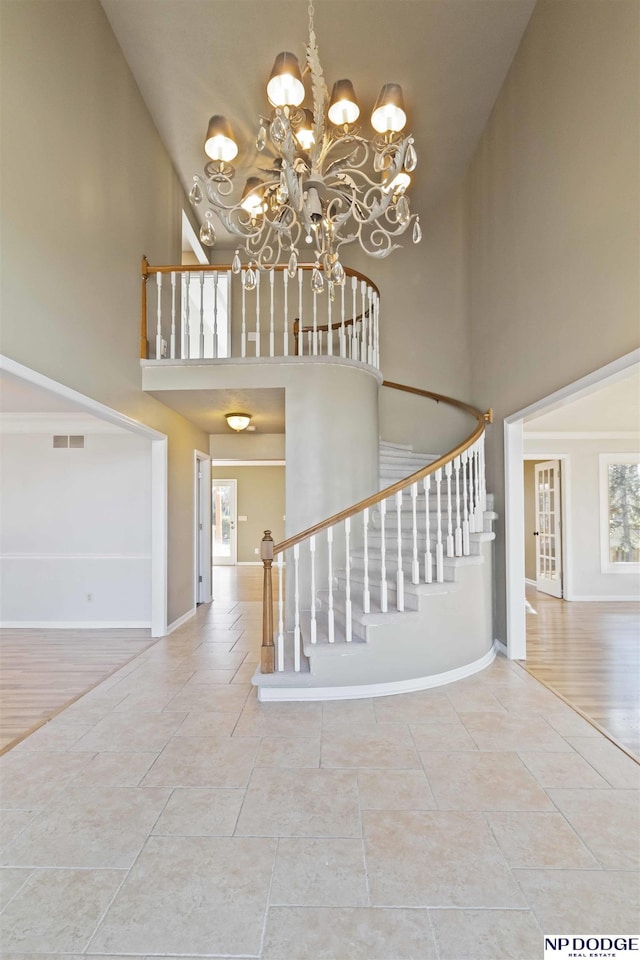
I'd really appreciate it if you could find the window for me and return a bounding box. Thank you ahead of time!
[599,453,640,573]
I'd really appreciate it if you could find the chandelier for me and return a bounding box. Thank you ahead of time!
[189,0,421,293]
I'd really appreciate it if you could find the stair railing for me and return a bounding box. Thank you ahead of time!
[260,382,492,674]
[140,257,380,369]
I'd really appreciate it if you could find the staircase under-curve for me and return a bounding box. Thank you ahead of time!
[255,385,496,701]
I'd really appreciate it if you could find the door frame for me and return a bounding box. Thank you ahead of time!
[504,348,640,660]
[212,477,238,566]
[194,451,212,604]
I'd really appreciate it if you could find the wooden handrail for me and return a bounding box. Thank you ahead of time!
[293,309,369,338]
[272,383,491,557]
[141,260,380,299]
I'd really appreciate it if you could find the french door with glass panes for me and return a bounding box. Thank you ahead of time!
[212,479,237,566]
[534,460,563,597]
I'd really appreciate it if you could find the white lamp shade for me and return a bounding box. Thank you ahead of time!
[327,79,360,126]
[266,52,305,107]
[204,115,239,162]
[371,83,407,134]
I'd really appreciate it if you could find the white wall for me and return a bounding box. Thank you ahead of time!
[524,437,640,600]
[0,0,209,625]
[0,432,152,624]
[465,0,640,637]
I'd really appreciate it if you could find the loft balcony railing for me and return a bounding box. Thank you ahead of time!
[140,257,380,370]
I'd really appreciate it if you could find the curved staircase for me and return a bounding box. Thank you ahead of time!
[255,388,497,701]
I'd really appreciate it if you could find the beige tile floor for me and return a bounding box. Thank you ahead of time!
[1,590,639,959]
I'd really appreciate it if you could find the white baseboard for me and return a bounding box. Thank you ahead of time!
[494,639,509,657]
[165,606,197,635]
[236,561,262,566]
[0,620,151,629]
[257,643,498,702]
[525,578,537,587]
[564,594,640,602]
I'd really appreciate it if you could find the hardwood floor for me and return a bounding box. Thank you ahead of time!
[523,585,640,758]
[0,628,157,754]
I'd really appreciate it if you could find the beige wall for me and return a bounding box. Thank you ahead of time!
[212,466,285,562]
[0,0,209,624]
[465,0,640,637]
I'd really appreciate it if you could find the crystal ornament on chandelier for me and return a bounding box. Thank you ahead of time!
[189,0,421,293]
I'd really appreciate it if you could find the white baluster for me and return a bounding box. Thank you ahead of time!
[198,271,205,359]
[435,467,444,582]
[454,456,463,556]
[309,535,317,645]
[475,444,483,530]
[446,461,454,558]
[277,553,284,672]
[327,287,333,356]
[184,271,192,359]
[360,279,367,363]
[470,444,479,533]
[212,270,219,358]
[155,272,163,359]
[255,270,261,357]
[340,281,347,358]
[396,490,404,611]
[241,271,247,358]
[367,286,374,366]
[297,268,304,356]
[283,270,289,357]
[226,269,231,356]
[461,449,470,555]
[269,269,275,358]
[351,275,358,359]
[326,527,335,643]
[344,518,352,641]
[362,507,370,614]
[411,482,420,584]
[374,291,380,369]
[379,499,388,612]
[480,433,487,512]
[312,286,318,355]
[293,544,301,671]
[170,271,176,359]
[423,475,433,583]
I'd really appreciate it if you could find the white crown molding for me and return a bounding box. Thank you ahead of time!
[524,430,640,440]
[0,412,132,435]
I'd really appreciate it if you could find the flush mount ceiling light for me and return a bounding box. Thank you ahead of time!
[225,412,252,432]
[189,0,421,295]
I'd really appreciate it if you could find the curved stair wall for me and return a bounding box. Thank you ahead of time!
[257,383,495,700]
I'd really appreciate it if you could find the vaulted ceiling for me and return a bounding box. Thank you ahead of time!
[101,0,536,242]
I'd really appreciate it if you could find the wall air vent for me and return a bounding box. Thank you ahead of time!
[52,435,85,448]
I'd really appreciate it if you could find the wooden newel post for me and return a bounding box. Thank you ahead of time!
[261,530,275,674]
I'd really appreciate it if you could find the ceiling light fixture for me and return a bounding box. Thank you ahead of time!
[189,0,421,295]
[225,412,252,432]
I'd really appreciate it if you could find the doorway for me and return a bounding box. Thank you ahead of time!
[212,478,237,566]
